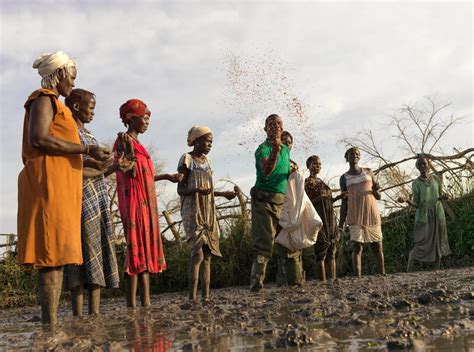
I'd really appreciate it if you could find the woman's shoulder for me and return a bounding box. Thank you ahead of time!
[25,88,58,108]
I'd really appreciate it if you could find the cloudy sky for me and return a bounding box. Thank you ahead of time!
[0,1,472,237]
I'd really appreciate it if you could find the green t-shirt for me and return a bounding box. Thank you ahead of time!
[254,139,290,194]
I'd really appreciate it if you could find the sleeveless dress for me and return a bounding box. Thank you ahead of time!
[114,137,166,275]
[17,88,83,267]
[178,153,221,257]
[64,128,120,289]
[344,168,382,243]
[410,175,451,262]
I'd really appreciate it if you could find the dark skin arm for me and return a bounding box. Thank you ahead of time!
[338,175,348,229]
[259,140,282,177]
[83,153,134,179]
[29,96,111,161]
[155,173,184,183]
[177,165,235,199]
[367,168,382,200]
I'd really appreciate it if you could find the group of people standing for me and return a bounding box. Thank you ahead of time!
[17,51,451,325]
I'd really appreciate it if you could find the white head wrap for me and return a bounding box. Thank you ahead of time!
[32,51,76,89]
[187,126,212,146]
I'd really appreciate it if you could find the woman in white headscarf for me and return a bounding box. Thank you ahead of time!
[18,51,111,324]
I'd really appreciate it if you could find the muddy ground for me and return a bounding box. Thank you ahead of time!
[1,267,473,351]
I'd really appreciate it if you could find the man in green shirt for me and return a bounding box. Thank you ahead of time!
[250,114,291,292]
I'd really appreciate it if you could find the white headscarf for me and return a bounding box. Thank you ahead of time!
[187,126,212,146]
[32,51,76,89]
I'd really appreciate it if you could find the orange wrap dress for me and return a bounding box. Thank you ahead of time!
[17,88,83,267]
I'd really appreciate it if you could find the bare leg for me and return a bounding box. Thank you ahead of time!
[406,249,415,272]
[189,249,204,301]
[370,241,385,275]
[200,248,212,300]
[434,252,441,270]
[88,285,101,315]
[71,285,84,317]
[316,259,327,282]
[38,266,64,325]
[352,242,363,277]
[139,272,151,307]
[125,273,138,308]
[328,258,337,280]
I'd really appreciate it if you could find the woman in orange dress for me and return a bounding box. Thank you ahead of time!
[17,51,111,324]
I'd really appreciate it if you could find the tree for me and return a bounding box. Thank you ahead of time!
[340,96,472,211]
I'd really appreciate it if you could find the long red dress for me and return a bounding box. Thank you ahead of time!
[114,137,166,275]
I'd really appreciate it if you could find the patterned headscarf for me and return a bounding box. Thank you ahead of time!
[32,51,76,89]
[187,126,212,146]
[119,99,151,126]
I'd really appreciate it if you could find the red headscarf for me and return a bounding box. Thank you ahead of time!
[119,99,151,126]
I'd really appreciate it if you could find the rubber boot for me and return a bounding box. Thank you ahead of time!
[88,285,101,315]
[125,274,138,307]
[71,285,84,316]
[249,256,268,292]
[139,272,151,307]
[286,256,303,286]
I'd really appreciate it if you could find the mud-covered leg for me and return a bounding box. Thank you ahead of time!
[316,259,327,282]
[189,249,204,301]
[139,272,151,307]
[370,241,385,275]
[200,247,212,300]
[406,249,415,272]
[88,284,101,314]
[71,285,84,316]
[352,242,363,277]
[286,253,303,286]
[38,266,64,325]
[125,273,138,308]
[328,258,337,280]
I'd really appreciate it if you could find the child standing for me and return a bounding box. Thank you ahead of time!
[177,126,235,301]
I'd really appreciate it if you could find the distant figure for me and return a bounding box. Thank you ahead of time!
[250,114,291,292]
[64,89,132,316]
[17,52,111,324]
[305,155,346,281]
[398,156,451,271]
[338,147,385,277]
[114,99,181,308]
[177,126,235,301]
[275,131,304,287]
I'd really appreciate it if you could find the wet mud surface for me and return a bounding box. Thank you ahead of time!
[1,267,473,351]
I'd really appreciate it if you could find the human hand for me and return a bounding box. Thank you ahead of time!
[116,152,135,173]
[340,191,348,199]
[223,191,236,200]
[439,194,449,201]
[89,145,113,162]
[372,181,381,191]
[169,173,184,183]
[397,197,405,203]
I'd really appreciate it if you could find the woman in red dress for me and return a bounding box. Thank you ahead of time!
[114,99,181,307]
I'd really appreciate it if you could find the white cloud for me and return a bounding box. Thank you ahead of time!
[0,1,472,233]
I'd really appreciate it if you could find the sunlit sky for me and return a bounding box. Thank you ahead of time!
[0,1,472,240]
